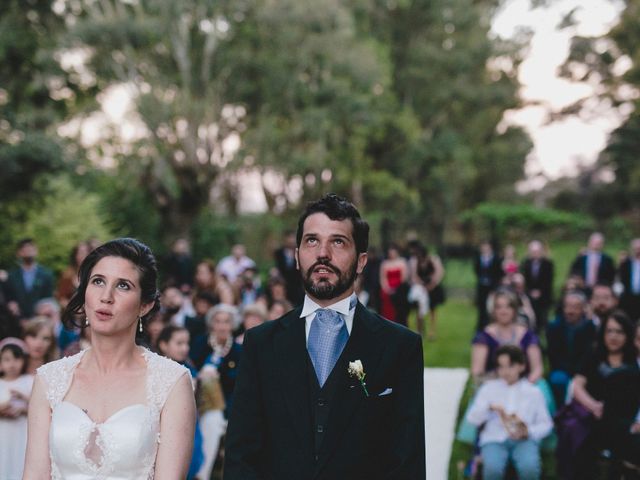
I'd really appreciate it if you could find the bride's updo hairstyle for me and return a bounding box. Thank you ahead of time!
[62,238,161,329]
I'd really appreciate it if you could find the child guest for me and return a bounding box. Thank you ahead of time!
[466,344,553,480]
[0,338,34,479]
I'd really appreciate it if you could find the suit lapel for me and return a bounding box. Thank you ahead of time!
[274,307,314,446]
[315,303,386,473]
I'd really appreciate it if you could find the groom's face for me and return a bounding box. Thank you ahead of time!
[296,213,367,305]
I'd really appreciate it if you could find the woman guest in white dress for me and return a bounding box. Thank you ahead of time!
[24,238,196,480]
[0,338,34,480]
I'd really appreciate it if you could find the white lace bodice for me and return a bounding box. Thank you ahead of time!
[37,348,188,480]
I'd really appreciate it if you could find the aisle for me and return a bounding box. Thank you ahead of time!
[424,368,469,480]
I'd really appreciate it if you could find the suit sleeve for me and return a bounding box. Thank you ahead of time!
[465,383,491,426]
[384,333,426,480]
[42,269,54,298]
[569,256,582,277]
[223,329,265,480]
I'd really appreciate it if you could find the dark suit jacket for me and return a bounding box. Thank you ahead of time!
[619,258,640,295]
[569,253,615,286]
[618,258,640,320]
[224,303,425,480]
[521,257,554,305]
[273,247,304,305]
[473,254,503,290]
[5,264,54,318]
[546,315,596,376]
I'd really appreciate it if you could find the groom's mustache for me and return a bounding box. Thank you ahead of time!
[306,260,341,276]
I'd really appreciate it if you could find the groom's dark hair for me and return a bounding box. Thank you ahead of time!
[296,193,369,254]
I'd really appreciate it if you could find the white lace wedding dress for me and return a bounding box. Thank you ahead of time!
[37,348,188,480]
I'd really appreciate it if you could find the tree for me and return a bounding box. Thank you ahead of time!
[58,0,247,241]
[360,0,533,244]
[221,0,417,213]
[557,0,640,223]
[0,0,77,264]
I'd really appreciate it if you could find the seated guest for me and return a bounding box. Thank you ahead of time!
[33,297,78,352]
[157,325,204,480]
[160,284,195,327]
[140,310,170,353]
[194,305,241,479]
[185,291,216,353]
[546,291,597,407]
[460,288,552,447]
[235,303,267,345]
[268,299,293,321]
[588,283,618,328]
[556,311,640,479]
[21,317,58,374]
[193,260,234,306]
[466,345,553,480]
[509,273,537,330]
[471,288,543,385]
[236,266,265,308]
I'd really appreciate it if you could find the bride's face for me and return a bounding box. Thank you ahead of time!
[84,256,153,337]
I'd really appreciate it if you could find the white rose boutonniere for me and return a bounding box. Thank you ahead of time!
[348,360,369,397]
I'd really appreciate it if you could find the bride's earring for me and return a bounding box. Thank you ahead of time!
[85,317,89,327]
[138,316,143,333]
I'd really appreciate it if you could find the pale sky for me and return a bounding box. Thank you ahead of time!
[492,0,625,186]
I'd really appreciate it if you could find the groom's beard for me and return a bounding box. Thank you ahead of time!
[303,258,358,300]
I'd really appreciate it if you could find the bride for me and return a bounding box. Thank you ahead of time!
[23,238,196,479]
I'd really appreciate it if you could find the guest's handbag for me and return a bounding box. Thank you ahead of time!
[554,399,594,479]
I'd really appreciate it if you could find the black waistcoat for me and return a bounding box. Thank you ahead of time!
[306,353,342,461]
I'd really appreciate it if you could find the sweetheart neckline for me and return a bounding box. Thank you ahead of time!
[60,400,148,425]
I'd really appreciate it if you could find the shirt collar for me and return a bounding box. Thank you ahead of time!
[300,292,357,318]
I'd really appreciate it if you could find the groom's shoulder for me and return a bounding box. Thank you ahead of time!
[359,305,421,345]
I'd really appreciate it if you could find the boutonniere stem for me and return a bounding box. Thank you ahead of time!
[348,360,369,397]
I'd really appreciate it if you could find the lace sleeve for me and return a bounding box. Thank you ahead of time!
[36,351,85,408]
[144,350,190,415]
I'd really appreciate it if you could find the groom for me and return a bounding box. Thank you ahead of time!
[224,194,425,480]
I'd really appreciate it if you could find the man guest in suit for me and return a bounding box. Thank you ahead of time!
[474,241,503,331]
[274,230,305,305]
[569,232,615,292]
[618,238,640,322]
[5,238,54,319]
[521,240,554,333]
[224,193,426,480]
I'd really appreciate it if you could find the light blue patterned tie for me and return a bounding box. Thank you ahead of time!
[308,308,349,387]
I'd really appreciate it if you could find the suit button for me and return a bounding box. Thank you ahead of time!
[315,454,319,461]
[317,398,325,406]
[317,425,324,433]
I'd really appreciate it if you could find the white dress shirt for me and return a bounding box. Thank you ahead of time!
[300,293,357,344]
[466,378,553,446]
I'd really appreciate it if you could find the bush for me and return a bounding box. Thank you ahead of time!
[459,202,595,242]
[3,175,113,274]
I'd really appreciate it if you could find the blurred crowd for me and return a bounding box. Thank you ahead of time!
[463,232,640,480]
[1,231,639,479]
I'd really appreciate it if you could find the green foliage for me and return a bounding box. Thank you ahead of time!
[0,175,113,273]
[76,167,164,254]
[0,133,65,201]
[460,202,595,242]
